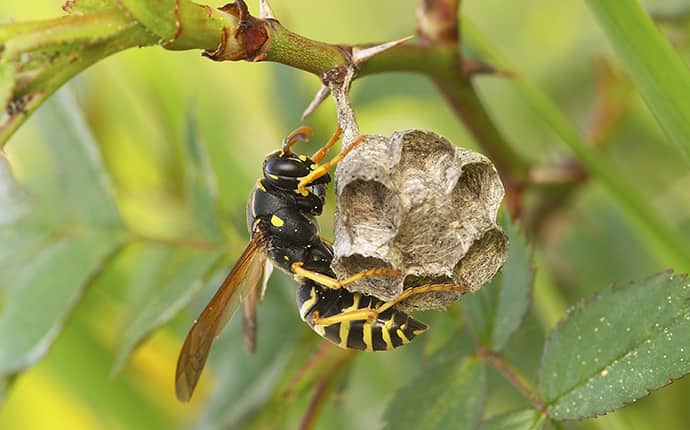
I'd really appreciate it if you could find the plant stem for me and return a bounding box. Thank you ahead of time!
[298,348,357,430]
[477,346,546,413]
[265,23,349,75]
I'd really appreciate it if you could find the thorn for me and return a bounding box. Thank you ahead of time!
[301,85,331,119]
[352,35,414,66]
[259,0,277,20]
[461,58,517,80]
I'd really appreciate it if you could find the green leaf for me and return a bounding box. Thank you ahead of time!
[35,90,122,229]
[383,357,486,430]
[464,214,534,351]
[112,248,222,373]
[183,112,224,240]
[586,0,690,164]
[539,272,690,420]
[463,19,690,273]
[0,154,28,226]
[0,231,124,379]
[481,409,545,430]
[0,86,128,388]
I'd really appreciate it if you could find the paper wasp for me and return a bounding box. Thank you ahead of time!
[175,126,467,401]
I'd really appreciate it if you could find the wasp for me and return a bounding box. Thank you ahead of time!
[175,126,467,401]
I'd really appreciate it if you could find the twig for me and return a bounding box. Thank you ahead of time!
[477,346,547,413]
[298,348,357,430]
[299,377,331,430]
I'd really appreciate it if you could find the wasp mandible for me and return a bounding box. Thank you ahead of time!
[175,126,467,401]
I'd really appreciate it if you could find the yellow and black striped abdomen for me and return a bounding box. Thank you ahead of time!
[296,281,428,351]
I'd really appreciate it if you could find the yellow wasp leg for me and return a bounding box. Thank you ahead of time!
[297,134,367,193]
[291,262,399,290]
[310,125,343,163]
[311,284,469,326]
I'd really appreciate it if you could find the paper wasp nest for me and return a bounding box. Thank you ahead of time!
[332,129,508,311]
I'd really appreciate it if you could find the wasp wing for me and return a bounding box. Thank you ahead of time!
[241,259,273,353]
[175,233,268,402]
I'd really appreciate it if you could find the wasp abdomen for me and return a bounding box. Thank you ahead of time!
[296,283,428,352]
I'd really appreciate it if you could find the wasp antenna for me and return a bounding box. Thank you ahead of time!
[283,125,314,152]
[352,35,414,66]
[302,85,331,120]
[259,0,277,20]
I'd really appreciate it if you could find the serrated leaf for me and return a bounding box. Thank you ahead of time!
[112,249,222,373]
[539,272,690,420]
[481,409,545,430]
[464,214,534,351]
[0,85,128,393]
[383,357,486,430]
[0,231,124,378]
[35,89,122,229]
[183,112,224,240]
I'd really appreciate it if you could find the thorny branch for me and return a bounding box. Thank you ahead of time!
[0,0,606,425]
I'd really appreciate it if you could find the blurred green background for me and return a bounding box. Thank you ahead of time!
[2,0,690,429]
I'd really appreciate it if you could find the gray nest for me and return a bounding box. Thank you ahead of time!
[332,129,508,311]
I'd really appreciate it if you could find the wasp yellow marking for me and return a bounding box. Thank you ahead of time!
[342,294,361,312]
[299,155,308,161]
[269,174,279,180]
[339,321,351,349]
[412,328,427,336]
[270,215,285,227]
[299,287,317,319]
[379,315,396,350]
[397,328,411,344]
[385,315,395,329]
[257,180,266,192]
[362,321,374,352]
[249,193,257,218]
[283,255,289,261]
[294,188,309,196]
[310,163,318,170]
[313,324,325,336]
[381,326,394,350]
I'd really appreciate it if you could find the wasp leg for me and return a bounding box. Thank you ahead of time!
[310,125,342,163]
[291,261,399,290]
[283,125,314,153]
[297,134,367,193]
[312,284,469,326]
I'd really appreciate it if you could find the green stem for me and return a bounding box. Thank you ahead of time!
[265,23,349,75]
[477,346,546,413]
[1,24,157,145]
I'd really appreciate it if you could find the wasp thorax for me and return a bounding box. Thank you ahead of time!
[332,129,508,311]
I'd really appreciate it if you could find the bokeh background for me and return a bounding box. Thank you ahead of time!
[2,0,690,429]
